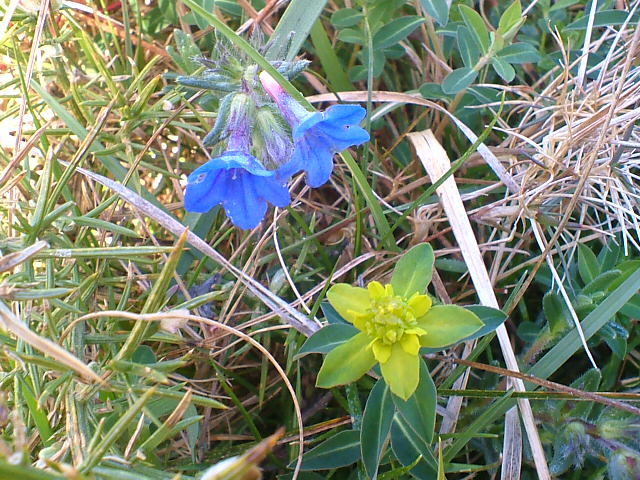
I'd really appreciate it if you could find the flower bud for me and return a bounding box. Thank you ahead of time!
[225,92,256,152]
[608,449,640,480]
[252,106,293,169]
[598,419,629,440]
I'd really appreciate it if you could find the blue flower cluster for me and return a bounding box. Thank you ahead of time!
[184,71,369,230]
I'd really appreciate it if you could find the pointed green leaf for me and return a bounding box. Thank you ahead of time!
[598,239,622,271]
[564,10,637,31]
[417,305,483,348]
[391,243,435,298]
[380,343,420,400]
[316,333,376,388]
[497,0,523,40]
[581,270,620,296]
[420,0,449,26]
[437,439,446,479]
[392,359,436,445]
[497,43,541,64]
[530,265,640,380]
[457,26,481,68]
[390,414,438,478]
[458,5,490,53]
[578,244,600,284]
[543,292,570,336]
[491,57,516,82]
[327,283,370,324]
[297,324,359,358]
[265,0,329,61]
[298,430,361,470]
[567,369,601,418]
[444,390,515,462]
[361,379,394,479]
[373,16,425,50]
[441,67,478,94]
[330,8,364,28]
[321,301,350,325]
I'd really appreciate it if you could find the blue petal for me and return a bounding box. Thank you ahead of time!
[319,123,370,151]
[254,177,291,208]
[184,162,228,213]
[324,104,367,125]
[223,173,268,229]
[275,154,304,182]
[293,112,323,140]
[219,152,272,176]
[295,136,335,188]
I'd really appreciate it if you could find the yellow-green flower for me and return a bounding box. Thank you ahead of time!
[316,272,484,399]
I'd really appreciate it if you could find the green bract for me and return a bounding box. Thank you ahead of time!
[315,243,484,399]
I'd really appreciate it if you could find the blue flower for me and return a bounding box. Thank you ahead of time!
[185,151,291,230]
[260,72,370,187]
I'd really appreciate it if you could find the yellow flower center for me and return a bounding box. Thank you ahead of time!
[358,282,429,346]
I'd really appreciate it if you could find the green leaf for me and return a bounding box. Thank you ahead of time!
[326,283,370,324]
[331,8,363,28]
[549,0,579,12]
[297,324,359,358]
[316,333,376,388]
[321,301,350,325]
[361,379,395,479]
[167,29,201,73]
[437,439,446,480]
[578,244,600,284]
[338,27,365,44]
[392,359,436,445]
[390,414,438,478]
[179,0,307,104]
[340,151,397,252]
[0,461,65,480]
[458,5,490,53]
[372,16,426,50]
[530,265,640,380]
[73,216,140,237]
[391,243,435,298]
[581,269,620,296]
[441,67,478,94]
[497,43,541,63]
[419,82,451,101]
[497,0,523,41]
[265,0,329,61]
[80,388,157,472]
[491,57,516,82]
[566,369,601,418]
[457,26,481,68]
[601,324,627,359]
[564,10,638,31]
[543,292,570,336]
[444,390,515,462]
[298,430,361,470]
[310,20,355,92]
[420,0,449,26]
[358,47,386,78]
[417,305,483,348]
[18,375,53,446]
[454,306,506,344]
[598,239,621,271]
